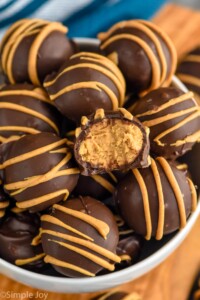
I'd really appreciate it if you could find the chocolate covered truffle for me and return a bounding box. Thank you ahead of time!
[41,197,120,277]
[73,172,117,200]
[0,19,74,85]
[74,108,150,175]
[92,291,141,300]
[115,157,197,240]
[2,132,79,212]
[177,46,200,104]
[131,87,200,159]
[0,84,61,143]
[0,211,45,271]
[115,215,143,268]
[44,52,126,123]
[98,20,177,95]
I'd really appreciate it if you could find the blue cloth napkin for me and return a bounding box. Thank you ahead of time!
[0,0,166,39]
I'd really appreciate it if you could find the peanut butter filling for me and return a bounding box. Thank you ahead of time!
[79,119,143,169]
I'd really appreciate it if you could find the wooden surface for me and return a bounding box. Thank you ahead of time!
[0,3,200,300]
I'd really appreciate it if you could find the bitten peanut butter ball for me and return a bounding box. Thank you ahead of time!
[74,108,150,175]
[177,46,200,105]
[0,211,45,271]
[1,132,79,212]
[115,157,197,240]
[0,84,61,143]
[41,197,120,277]
[0,19,75,86]
[131,87,200,159]
[98,20,177,95]
[44,52,126,123]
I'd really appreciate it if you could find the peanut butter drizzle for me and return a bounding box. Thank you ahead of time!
[120,254,131,261]
[0,201,9,209]
[49,81,119,110]
[41,229,120,263]
[11,207,26,214]
[28,22,67,85]
[135,91,194,118]
[53,204,110,239]
[31,228,42,246]
[49,239,115,271]
[176,163,188,170]
[44,255,95,277]
[92,175,115,194]
[15,253,45,266]
[108,171,118,183]
[150,158,165,240]
[41,215,93,241]
[0,210,5,218]
[99,20,167,87]
[70,52,126,92]
[115,215,125,227]
[177,73,200,87]
[5,151,77,194]
[44,63,124,105]
[0,102,59,134]
[154,110,200,146]
[183,54,200,63]
[16,189,69,209]
[0,138,67,169]
[140,20,177,86]
[170,130,200,146]
[101,33,161,94]
[0,89,52,104]
[0,135,22,143]
[132,169,152,240]
[157,157,186,229]
[187,177,197,212]
[0,126,40,135]
[97,291,118,300]
[143,106,198,127]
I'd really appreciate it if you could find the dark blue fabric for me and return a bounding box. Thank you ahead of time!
[64,0,167,38]
[0,0,16,12]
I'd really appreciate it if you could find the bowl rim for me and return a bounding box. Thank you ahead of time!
[0,37,199,289]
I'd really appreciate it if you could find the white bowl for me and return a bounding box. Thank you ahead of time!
[0,38,199,294]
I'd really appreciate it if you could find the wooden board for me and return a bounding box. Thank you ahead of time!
[0,3,200,300]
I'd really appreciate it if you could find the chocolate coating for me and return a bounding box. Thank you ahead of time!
[0,211,45,271]
[74,108,150,175]
[98,20,177,95]
[73,172,117,200]
[115,215,143,269]
[177,46,200,103]
[0,19,74,85]
[3,132,79,212]
[44,52,126,123]
[131,87,200,159]
[0,84,61,142]
[41,196,119,277]
[115,157,197,239]
[0,185,10,220]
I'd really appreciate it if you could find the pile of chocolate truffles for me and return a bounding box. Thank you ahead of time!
[0,18,199,279]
